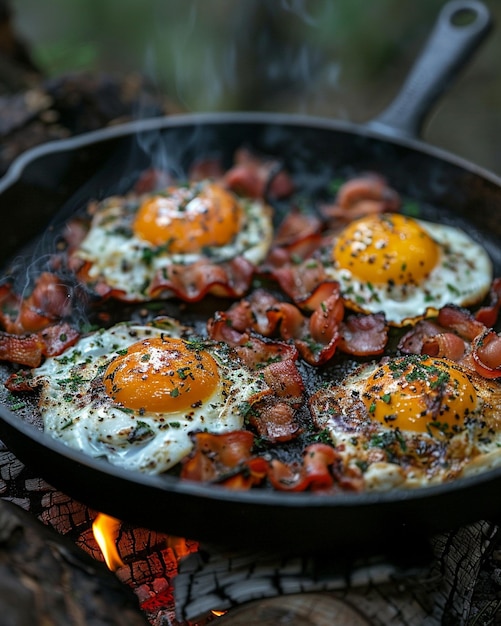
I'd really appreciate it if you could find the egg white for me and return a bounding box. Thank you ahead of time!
[324,219,493,326]
[74,184,273,301]
[309,357,501,490]
[29,318,270,474]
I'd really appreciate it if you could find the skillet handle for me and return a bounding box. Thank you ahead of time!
[365,0,492,141]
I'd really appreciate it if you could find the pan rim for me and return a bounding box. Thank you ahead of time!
[1,111,501,193]
[2,111,501,526]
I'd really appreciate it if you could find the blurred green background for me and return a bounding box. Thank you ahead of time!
[10,0,501,174]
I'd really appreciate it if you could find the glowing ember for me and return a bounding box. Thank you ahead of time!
[92,512,125,571]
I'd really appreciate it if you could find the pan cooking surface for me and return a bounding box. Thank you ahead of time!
[2,117,501,550]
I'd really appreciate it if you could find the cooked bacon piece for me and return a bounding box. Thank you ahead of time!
[224,148,294,200]
[218,288,280,337]
[208,313,304,439]
[398,319,439,354]
[133,168,177,194]
[180,431,268,489]
[38,322,80,357]
[272,209,323,248]
[338,312,388,356]
[62,217,90,253]
[471,329,501,378]
[188,157,226,182]
[0,332,44,368]
[437,304,486,341]
[261,358,304,400]
[267,444,337,492]
[149,256,255,302]
[320,174,401,223]
[397,301,501,379]
[249,397,302,443]
[266,259,330,303]
[398,315,471,363]
[266,284,344,366]
[0,321,80,368]
[4,369,34,392]
[0,272,73,335]
[208,312,299,364]
[421,332,468,361]
[475,277,501,327]
[210,283,364,366]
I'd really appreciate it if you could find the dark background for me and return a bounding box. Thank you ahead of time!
[8,0,501,175]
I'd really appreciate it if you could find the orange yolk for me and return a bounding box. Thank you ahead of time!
[133,182,243,253]
[362,355,477,434]
[333,213,439,286]
[103,337,220,413]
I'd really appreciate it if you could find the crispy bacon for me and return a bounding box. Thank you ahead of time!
[398,302,501,379]
[398,319,443,355]
[272,209,323,248]
[261,284,344,366]
[249,397,302,443]
[437,304,486,341]
[0,272,73,334]
[149,257,255,302]
[421,332,468,361]
[0,322,80,368]
[210,283,388,366]
[0,332,45,368]
[133,168,176,194]
[188,157,226,182]
[267,444,337,492]
[265,259,329,303]
[471,329,501,378]
[320,174,401,223]
[180,431,268,489]
[207,314,304,440]
[475,277,501,327]
[338,313,388,356]
[224,148,295,200]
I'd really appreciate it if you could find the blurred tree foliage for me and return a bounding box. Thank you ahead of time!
[9,1,463,112]
[9,0,501,172]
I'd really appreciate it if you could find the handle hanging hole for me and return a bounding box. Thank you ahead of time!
[450,8,478,27]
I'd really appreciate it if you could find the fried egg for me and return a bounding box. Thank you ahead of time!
[309,354,501,490]
[74,180,273,301]
[324,213,492,325]
[28,318,270,474]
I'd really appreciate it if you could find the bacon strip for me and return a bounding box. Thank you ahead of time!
[0,322,80,368]
[0,332,45,368]
[265,258,329,304]
[149,257,255,302]
[437,304,486,341]
[223,148,295,200]
[249,397,302,443]
[475,277,501,327]
[180,431,268,490]
[0,272,73,334]
[210,283,390,366]
[421,332,467,361]
[267,444,337,492]
[471,329,501,378]
[338,312,388,356]
[320,174,401,223]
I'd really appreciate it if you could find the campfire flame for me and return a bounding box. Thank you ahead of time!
[92,513,125,571]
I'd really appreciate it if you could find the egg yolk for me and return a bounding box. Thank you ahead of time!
[133,182,243,253]
[103,337,220,413]
[362,355,477,435]
[333,213,439,286]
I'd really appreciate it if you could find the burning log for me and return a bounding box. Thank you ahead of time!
[0,497,149,625]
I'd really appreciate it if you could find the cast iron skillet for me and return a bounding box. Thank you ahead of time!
[0,1,499,555]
